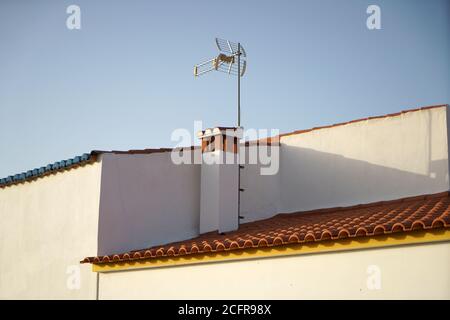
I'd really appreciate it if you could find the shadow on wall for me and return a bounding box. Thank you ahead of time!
[98,134,449,255]
[279,145,449,214]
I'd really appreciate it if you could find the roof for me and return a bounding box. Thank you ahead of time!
[0,152,99,189]
[1,104,447,189]
[81,191,450,265]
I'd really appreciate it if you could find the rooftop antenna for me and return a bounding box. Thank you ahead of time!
[194,38,247,227]
[194,38,247,127]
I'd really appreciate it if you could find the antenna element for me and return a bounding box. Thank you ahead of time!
[194,38,247,126]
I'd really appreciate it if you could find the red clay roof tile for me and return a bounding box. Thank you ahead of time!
[81,191,450,264]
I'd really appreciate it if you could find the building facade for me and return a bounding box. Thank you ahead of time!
[1,104,449,299]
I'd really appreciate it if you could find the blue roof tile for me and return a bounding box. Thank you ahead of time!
[0,152,97,188]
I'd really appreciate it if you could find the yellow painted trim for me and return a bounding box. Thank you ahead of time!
[92,229,450,273]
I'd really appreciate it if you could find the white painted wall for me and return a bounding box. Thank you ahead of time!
[239,146,281,222]
[96,107,450,255]
[279,107,449,213]
[239,107,450,223]
[97,146,281,255]
[97,152,201,256]
[98,241,450,300]
[2,107,447,299]
[0,162,102,299]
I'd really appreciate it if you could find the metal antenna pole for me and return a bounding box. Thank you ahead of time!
[237,42,241,227]
[237,42,241,127]
[194,38,247,227]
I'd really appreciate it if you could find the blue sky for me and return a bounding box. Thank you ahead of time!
[0,0,449,177]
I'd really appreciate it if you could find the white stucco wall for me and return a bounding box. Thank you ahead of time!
[97,241,450,300]
[279,107,449,213]
[97,152,201,256]
[0,162,102,299]
[2,107,448,300]
[239,147,281,223]
[97,146,283,255]
[97,107,450,255]
[240,107,450,222]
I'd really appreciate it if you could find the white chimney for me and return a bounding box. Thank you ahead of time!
[197,127,243,234]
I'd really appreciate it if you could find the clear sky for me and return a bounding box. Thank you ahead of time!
[0,0,449,177]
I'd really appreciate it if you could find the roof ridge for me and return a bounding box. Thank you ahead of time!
[279,104,448,138]
[94,104,449,154]
[1,104,447,188]
[0,152,98,188]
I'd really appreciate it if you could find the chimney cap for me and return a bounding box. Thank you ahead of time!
[197,127,243,139]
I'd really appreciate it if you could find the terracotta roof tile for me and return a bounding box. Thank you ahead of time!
[81,191,450,264]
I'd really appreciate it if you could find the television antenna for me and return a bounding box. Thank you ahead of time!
[194,38,247,126]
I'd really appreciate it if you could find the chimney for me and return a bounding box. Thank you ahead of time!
[197,127,243,234]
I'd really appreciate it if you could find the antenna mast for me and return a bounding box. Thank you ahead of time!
[194,38,247,226]
[194,38,247,127]
[237,42,241,127]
